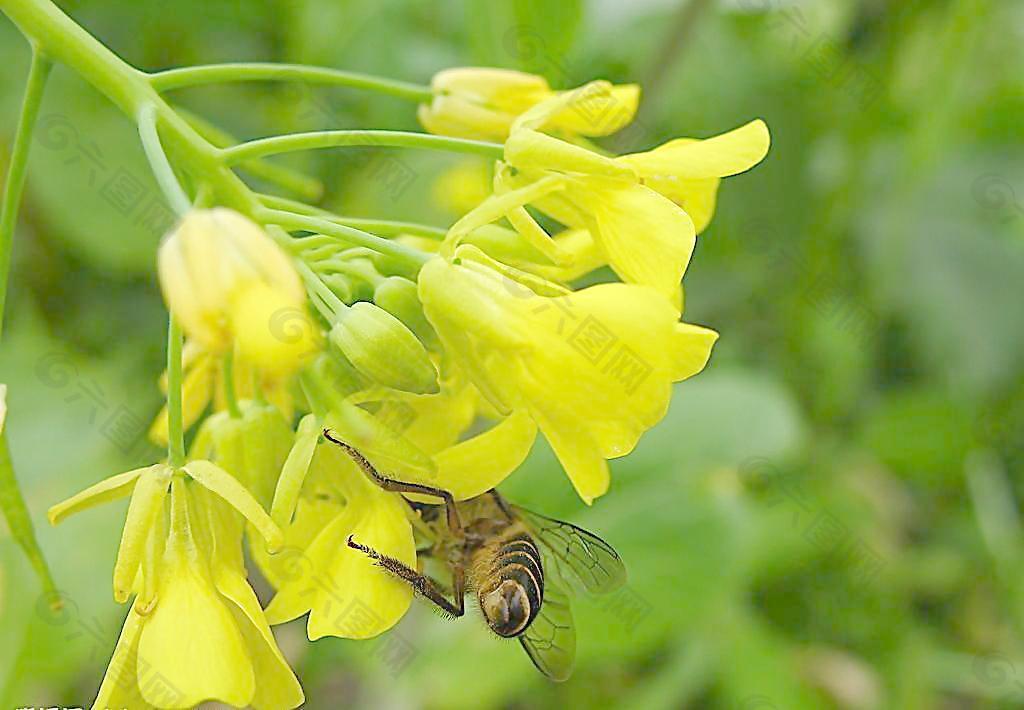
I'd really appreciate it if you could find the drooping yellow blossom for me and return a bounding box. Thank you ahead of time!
[264,434,417,640]
[49,464,301,709]
[445,87,770,301]
[157,208,320,377]
[418,246,718,503]
[263,364,536,634]
[418,67,639,141]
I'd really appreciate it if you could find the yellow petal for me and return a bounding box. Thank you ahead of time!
[215,569,304,710]
[643,175,720,234]
[418,95,517,141]
[306,503,415,640]
[570,177,696,300]
[620,119,771,179]
[48,465,155,525]
[138,559,254,708]
[671,322,719,381]
[431,409,537,500]
[512,80,612,133]
[91,600,149,710]
[184,460,283,551]
[530,402,610,505]
[113,466,172,603]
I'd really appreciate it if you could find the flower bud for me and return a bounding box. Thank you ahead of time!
[329,302,439,394]
[373,277,438,349]
[418,68,549,141]
[158,208,311,376]
[418,67,639,141]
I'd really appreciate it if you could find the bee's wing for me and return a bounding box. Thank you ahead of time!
[518,577,576,682]
[511,504,627,596]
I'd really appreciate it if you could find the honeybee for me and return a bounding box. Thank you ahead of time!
[323,429,626,681]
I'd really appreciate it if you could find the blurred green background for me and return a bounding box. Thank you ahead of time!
[2,0,1023,708]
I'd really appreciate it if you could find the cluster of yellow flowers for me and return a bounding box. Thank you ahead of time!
[50,68,768,709]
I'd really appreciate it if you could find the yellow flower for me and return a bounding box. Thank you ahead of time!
[617,119,771,233]
[446,93,769,301]
[157,208,319,377]
[418,246,718,504]
[418,67,639,141]
[49,463,301,709]
[263,433,417,640]
[264,370,536,634]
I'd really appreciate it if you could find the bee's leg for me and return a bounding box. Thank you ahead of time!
[488,490,515,521]
[347,535,465,618]
[323,429,462,535]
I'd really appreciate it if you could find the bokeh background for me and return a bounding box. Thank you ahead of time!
[2,0,1023,708]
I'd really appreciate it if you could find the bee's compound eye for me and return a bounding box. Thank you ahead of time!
[480,580,530,638]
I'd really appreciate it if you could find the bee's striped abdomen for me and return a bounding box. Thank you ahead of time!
[477,530,544,637]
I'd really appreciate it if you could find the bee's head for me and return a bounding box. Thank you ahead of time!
[479,579,531,637]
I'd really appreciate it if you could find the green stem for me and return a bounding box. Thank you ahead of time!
[259,208,433,268]
[222,130,504,165]
[137,104,191,216]
[166,318,186,467]
[0,50,51,339]
[179,108,323,201]
[0,0,259,214]
[258,193,446,239]
[149,63,433,103]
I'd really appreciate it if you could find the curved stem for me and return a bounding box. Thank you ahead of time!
[258,208,433,268]
[137,104,191,216]
[0,51,51,339]
[221,130,504,165]
[179,108,322,201]
[150,63,433,103]
[165,318,186,468]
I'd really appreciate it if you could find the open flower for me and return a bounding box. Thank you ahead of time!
[418,246,718,503]
[263,369,536,636]
[48,462,300,709]
[445,90,770,301]
[263,434,417,640]
[158,208,319,378]
[418,67,639,141]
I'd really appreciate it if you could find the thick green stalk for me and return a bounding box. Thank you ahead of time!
[222,130,505,165]
[150,62,433,103]
[0,0,258,214]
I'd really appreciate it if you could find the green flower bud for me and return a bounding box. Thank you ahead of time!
[373,276,438,349]
[329,302,439,394]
